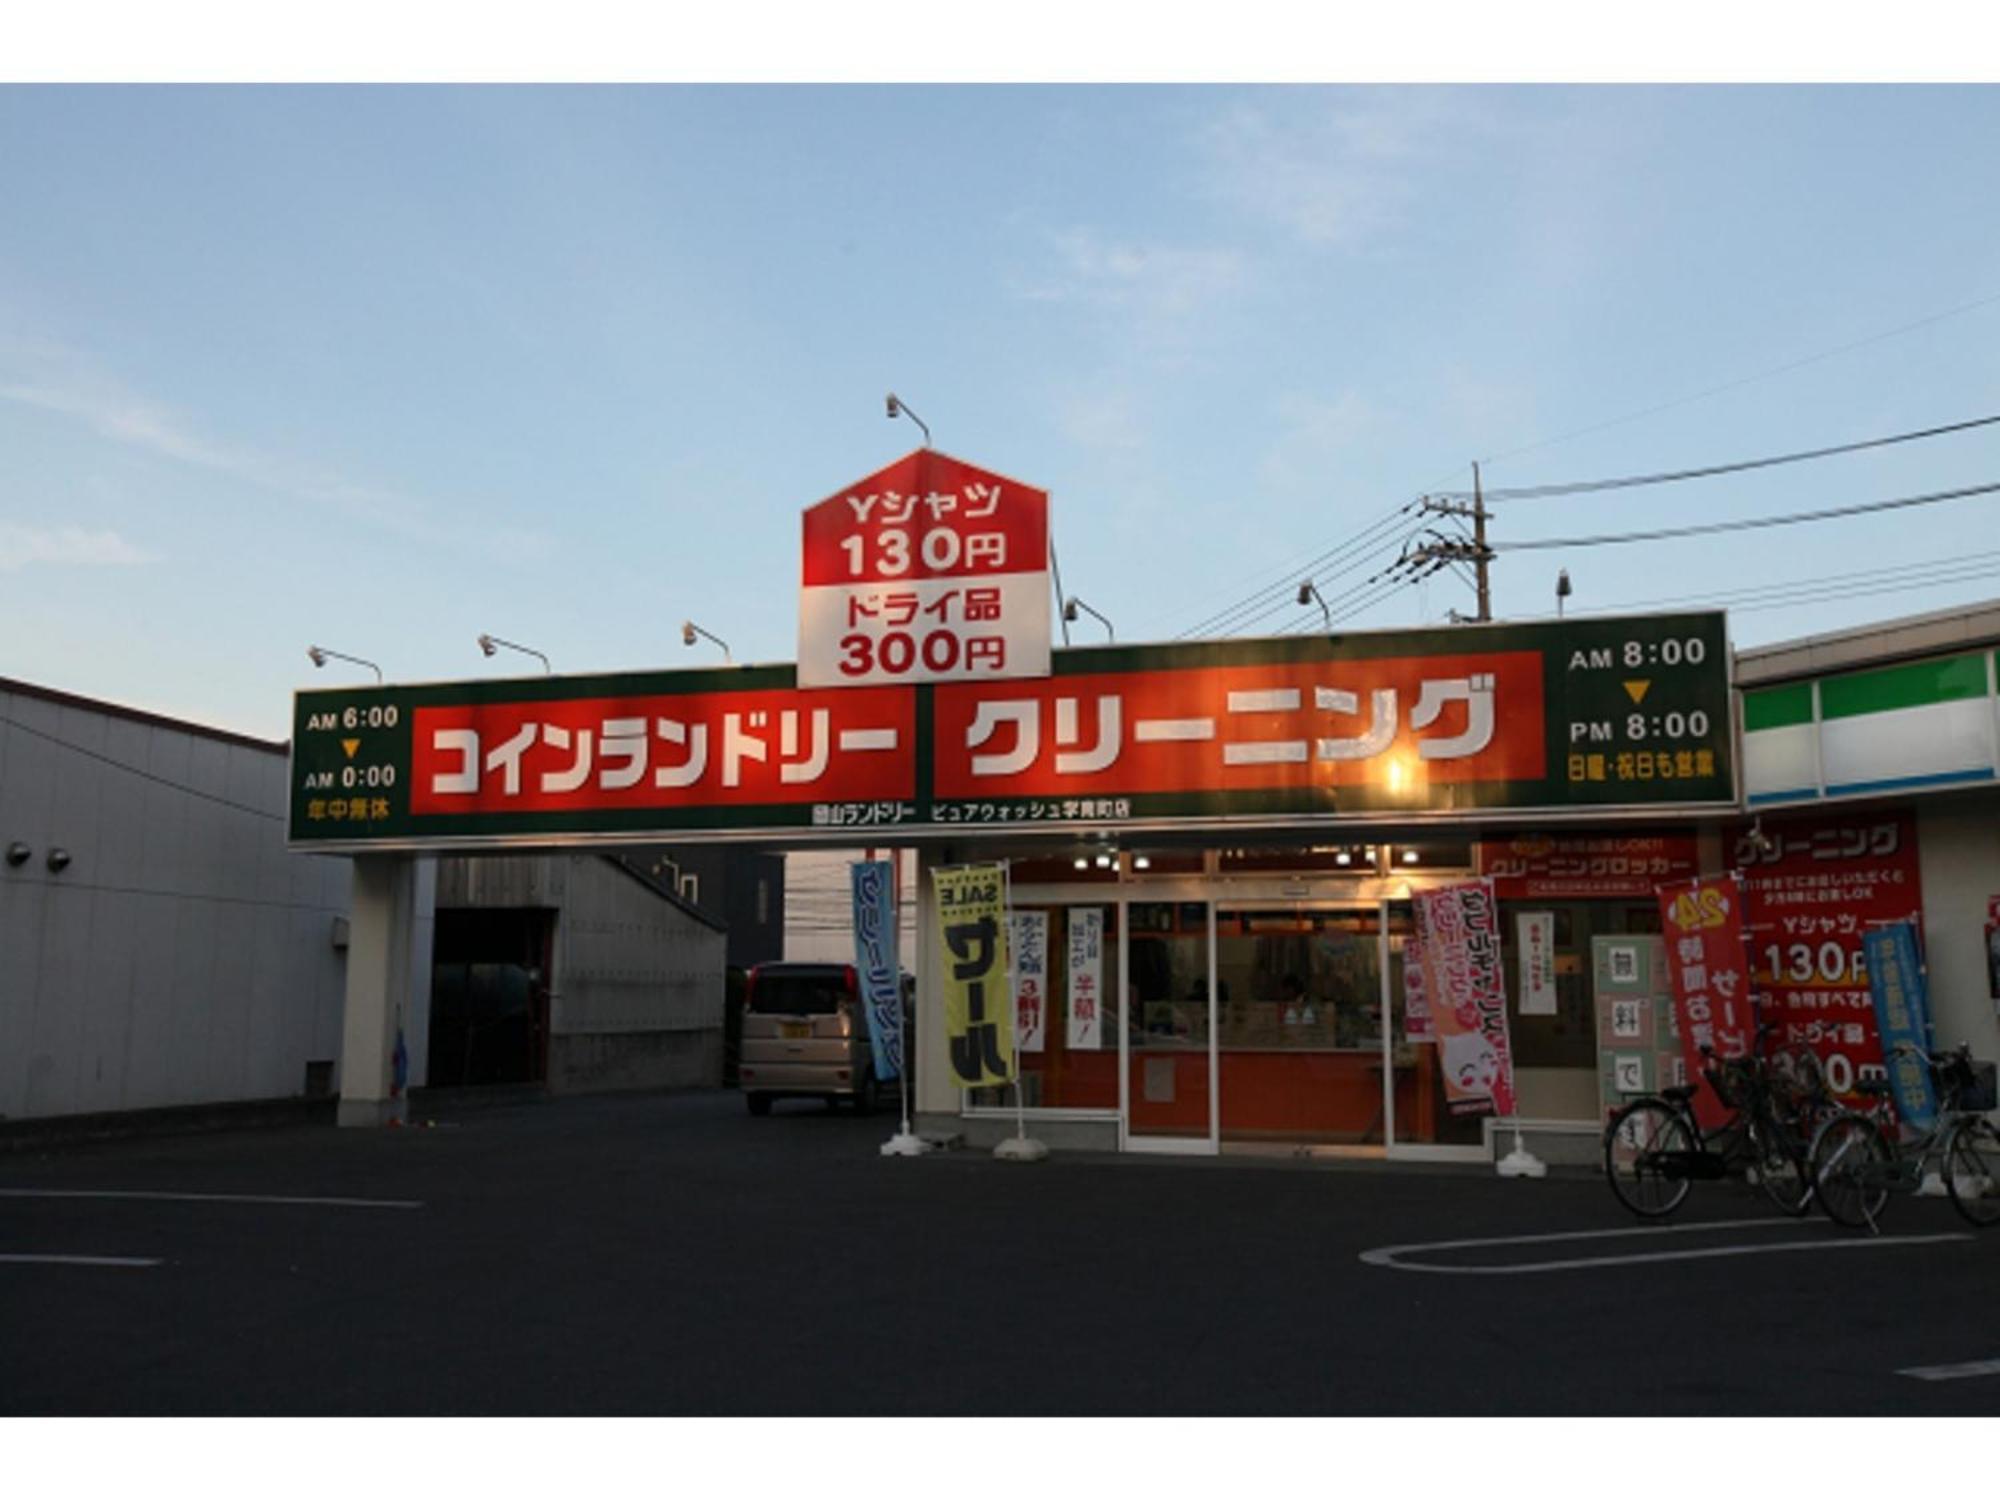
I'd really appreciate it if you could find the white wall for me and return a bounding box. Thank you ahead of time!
[783,846,917,971]
[1917,790,2000,1059]
[0,684,372,1120]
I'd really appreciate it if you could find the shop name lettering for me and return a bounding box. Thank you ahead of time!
[428,708,900,798]
[965,676,1498,775]
[1735,822,1900,865]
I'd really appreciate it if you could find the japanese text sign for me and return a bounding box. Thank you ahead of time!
[1863,921,1937,1131]
[1067,907,1105,1050]
[933,863,1015,1088]
[799,448,1051,688]
[288,613,1734,850]
[850,860,903,1081]
[1478,832,1699,899]
[1657,873,1756,1130]
[1411,879,1517,1117]
[1735,810,1922,1112]
[1011,909,1048,1054]
[1518,911,1557,1017]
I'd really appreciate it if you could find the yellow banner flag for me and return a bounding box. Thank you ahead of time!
[932,863,1015,1088]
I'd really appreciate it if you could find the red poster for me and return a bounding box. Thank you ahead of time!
[1477,831,1699,900]
[1412,879,1516,1116]
[932,652,1545,801]
[1657,874,1756,1129]
[1734,810,1923,1108]
[410,687,916,816]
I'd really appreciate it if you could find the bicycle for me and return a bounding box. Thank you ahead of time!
[1809,1042,2000,1231]
[1603,1038,1829,1219]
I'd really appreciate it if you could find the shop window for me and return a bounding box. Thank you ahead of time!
[1219,846,1375,874]
[969,903,1121,1112]
[1213,912,1384,1052]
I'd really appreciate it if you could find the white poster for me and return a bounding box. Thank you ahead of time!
[1066,907,1104,1050]
[1519,910,1557,1016]
[1011,910,1048,1053]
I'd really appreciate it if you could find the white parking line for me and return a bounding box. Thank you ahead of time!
[1361,1219,1972,1275]
[1898,1358,2000,1382]
[0,1254,161,1268]
[0,1189,422,1210]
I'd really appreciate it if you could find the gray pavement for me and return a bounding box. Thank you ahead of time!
[2,1089,1996,1415]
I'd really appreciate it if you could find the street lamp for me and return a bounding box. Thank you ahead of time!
[1296,580,1333,632]
[477,633,551,674]
[682,620,732,663]
[1062,597,1114,642]
[1556,569,1573,618]
[885,392,932,447]
[306,645,383,685]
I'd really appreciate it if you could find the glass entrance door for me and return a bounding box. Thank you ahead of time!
[1123,900,1216,1151]
[1211,905,1394,1145]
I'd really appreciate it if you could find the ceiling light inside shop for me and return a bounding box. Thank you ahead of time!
[1073,857,1090,870]
[1133,855,1152,870]
[1402,849,1420,865]
[1335,850,1352,866]
[1095,854,1113,869]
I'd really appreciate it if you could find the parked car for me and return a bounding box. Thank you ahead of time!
[739,962,912,1115]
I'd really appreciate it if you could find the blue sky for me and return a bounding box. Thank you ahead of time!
[4,84,1999,739]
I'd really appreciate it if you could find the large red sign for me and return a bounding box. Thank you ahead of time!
[410,687,915,816]
[1658,873,1756,1129]
[797,449,1051,688]
[1734,810,1923,1107]
[1477,831,1699,900]
[932,650,1544,803]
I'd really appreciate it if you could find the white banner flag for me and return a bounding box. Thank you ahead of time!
[1011,910,1048,1053]
[1518,910,1557,1017]
[1066,908,1104,1050]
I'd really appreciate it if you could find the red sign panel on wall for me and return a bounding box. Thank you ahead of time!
[797,449,1051,688]
[1734,810,1923,1106]
[1477,831,1700,900]
[410,686,917,818]
[931,649,1545,808]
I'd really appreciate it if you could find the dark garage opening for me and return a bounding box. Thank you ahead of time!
[429,907,555,1088]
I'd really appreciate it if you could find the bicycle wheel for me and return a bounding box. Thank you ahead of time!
[1944,1118,2000,1228]
[1748,1115,1813,1216]
[1604,1097,1694,1219]
[1811,1113,1892,1229]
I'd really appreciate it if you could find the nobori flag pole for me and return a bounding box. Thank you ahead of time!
[879,852,929,1158]
[994,858,1048,1162]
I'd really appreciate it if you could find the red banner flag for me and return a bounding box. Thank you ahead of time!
[1411,878,1517,1117]
[1657,873,1757,1130]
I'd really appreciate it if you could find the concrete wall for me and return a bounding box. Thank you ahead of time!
[0,682,424,1121]
[434,853,726,1093]
[1916,790,2000,1060]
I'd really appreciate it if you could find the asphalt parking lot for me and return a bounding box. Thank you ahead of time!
[3,1088,1997,1415]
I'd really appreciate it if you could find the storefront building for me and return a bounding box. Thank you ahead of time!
[291,445,1999,1155]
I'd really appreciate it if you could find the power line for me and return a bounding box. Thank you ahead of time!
[1545,547,2000,621]
[1177,504,1415,639]
[1445,411,2000,503]
[1476,288,2000,470]
[1494,478,2000,553]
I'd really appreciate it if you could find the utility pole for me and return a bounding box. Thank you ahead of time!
[1472,461,1491,622]
[1401,466,1496,622]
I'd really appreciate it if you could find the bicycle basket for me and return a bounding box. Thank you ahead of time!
[1959,1060,1997,1113]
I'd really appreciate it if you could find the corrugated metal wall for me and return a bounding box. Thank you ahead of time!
[0,686,386,1120]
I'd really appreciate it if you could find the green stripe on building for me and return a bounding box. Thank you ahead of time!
[1817,650,1991,721]
[1743,681,1813,732]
